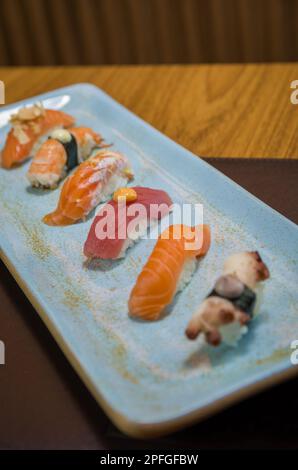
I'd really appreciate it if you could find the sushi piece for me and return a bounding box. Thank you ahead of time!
[84,186,173,259]
[1,103,75,169]
[43,150,133,226]
[185,251,270,346]
[128,224,211,321]
[27,127,104,189]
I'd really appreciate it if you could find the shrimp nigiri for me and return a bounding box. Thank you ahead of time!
[27,127,103,189]
[1,103,75,169]
[128,224,211,321]
[43,150,133,226]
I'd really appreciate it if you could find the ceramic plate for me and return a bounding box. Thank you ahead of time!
[0,84,297,438]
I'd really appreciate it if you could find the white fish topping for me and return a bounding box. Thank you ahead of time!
[50,128,72,144]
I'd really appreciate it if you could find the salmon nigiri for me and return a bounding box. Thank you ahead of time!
[43,150,133,226]
[27,127,104,189]
[1,103,75,169]
[128,224,211,321]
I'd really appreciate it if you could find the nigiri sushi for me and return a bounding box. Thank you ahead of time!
[128,224,211,321]
[185,251,270,346]
[43,150,133,226]
[1,103,75,169]
[27,127,104,189]
[84,186,173,259]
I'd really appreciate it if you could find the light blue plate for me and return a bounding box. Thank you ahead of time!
[0,84,298,438]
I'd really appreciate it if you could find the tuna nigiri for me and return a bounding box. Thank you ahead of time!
[128,224,211,321]
[84,186,173,259]
[27,127,103,189]
[185,251,270,346]
[43,150,133,226]
[1,103,75,169]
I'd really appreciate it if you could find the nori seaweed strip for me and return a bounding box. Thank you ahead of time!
[62,134,78,171]
[208,285,256,317]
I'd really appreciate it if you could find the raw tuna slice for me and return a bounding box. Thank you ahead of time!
[84,186,173,259]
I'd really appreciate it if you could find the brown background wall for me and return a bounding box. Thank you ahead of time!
[0,0,298,66]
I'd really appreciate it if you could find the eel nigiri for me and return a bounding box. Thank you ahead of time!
[43,150,133,226]
[128,224,211,321]
[27,127,103,189]
[1,103,75,169]
[84,186,173,259]
[185,251,270,346]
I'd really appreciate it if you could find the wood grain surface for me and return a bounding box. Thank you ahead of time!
[0,64,298,158]
[1,0,298,66]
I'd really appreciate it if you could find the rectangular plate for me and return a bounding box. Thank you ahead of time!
[0,84,298,438]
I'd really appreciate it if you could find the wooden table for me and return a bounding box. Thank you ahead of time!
[1,65,298,450]
[1,64,298,159]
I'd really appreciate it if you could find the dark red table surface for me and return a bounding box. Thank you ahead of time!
[0,158,297,449]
